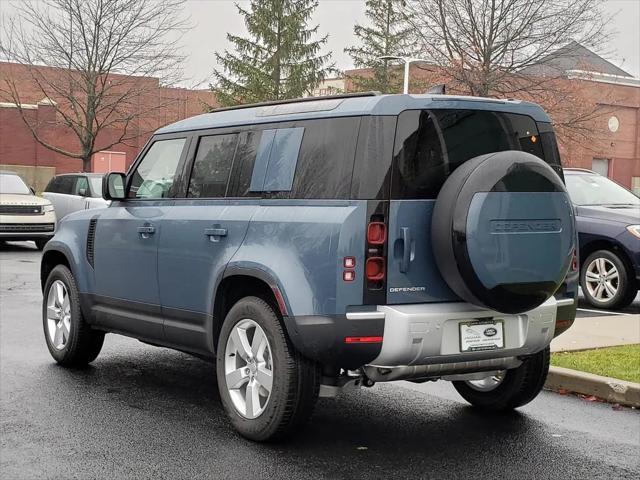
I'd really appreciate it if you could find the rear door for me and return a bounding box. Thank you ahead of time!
[43,176,74,220]
[387,108,547,304]
[158,130,262,353]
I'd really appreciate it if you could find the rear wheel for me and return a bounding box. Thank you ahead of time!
[581,249,636,310]
[452,347,550,411]
[216,296,319,441]
[42,265,105,366]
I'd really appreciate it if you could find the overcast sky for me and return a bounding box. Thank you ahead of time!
[180,0,640,87]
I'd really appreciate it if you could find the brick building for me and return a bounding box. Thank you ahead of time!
[0,62,217,191]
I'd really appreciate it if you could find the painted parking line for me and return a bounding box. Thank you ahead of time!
[576,307,632,316]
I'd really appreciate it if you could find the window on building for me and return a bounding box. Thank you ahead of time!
[592,158,609,177]
[188,134,238,198]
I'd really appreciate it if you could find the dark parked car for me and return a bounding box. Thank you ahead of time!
[564,168,640,309]
[41,93,578,441]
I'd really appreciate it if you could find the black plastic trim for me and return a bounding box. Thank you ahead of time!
[283,313,384,369]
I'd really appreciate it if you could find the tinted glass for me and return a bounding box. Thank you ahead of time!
[57,176,75,195]
[250,127,304,192]
[129,138,186,199]
[188,134,238,198]
[392,110,546,199]
[0,174,30,194]
[228,130,262,197]
[290,117,359,199]
[44,177,57,193]
[74,176,89,196]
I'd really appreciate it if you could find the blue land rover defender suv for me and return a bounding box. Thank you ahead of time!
[41,93,578,441]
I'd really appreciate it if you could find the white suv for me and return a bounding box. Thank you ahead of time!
[42,173,109,221]
[0,171,56,250]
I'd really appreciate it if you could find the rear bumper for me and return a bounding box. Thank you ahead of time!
[364,296,571,368]
[286,296,573,371]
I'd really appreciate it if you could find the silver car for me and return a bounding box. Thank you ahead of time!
[42,173,109,221]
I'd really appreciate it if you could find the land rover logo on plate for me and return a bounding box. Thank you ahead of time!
[484,327,497,337]
[459,321,504,352]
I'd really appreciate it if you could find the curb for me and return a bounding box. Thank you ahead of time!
[545,366,640,407]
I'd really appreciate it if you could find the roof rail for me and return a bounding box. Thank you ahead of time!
[209,91,381,114]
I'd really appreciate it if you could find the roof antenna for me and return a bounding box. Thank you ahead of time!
[427,84,446,94]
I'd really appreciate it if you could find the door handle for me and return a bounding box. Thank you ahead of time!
[137,225,155,239]
[400,227,412,273]
[204,227,227,242]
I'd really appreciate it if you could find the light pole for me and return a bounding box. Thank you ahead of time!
[377,56,433,94]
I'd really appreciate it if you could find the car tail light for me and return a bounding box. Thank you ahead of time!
[367,222,387,245]
[344,336,383,344]
[571,248,578,271]
[343,270,355,282]
[366,257,385,281]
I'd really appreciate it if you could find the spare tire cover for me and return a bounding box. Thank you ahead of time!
[432,151,575,314]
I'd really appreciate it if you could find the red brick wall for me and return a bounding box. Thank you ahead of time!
[0,62,217,174]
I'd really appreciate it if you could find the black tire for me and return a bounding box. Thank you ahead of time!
[452,347,550,411]
[216,296,319,442]
[42,265,104,366]
[580,249,636,310]
[34,239,48,250]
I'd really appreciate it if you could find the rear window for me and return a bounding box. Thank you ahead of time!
[392,109,556,199]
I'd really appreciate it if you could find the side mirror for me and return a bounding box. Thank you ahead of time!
[30,187,36,195]
[78,188,87,197]
[103,172,126,201]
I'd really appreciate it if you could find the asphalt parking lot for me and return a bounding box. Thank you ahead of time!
[1,241,639,479]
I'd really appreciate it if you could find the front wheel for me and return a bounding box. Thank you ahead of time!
[580,249,636,310]
[42,265,105,366]
[452,347,550,411]
[216,296,319,441]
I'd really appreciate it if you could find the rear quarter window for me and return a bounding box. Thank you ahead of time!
[392,109,550,199]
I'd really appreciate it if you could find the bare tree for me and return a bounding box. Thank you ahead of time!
[404,0,612,97]
[0,0,188,172]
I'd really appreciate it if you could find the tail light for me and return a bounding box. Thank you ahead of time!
[365,215,387,289]
[366,257,385,281]
[367,222,387,245]
[571,248,578,271]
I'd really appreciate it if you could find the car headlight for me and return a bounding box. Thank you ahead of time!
[42,204,55,213]
[626,225,640,239]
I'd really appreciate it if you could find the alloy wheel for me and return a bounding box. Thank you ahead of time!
[224,319,274,419]
[46,280,71,350]
[585,257,619,302]
[466,372,505,392]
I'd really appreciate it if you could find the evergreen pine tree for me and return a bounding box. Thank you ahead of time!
[211,0,333,106]
[345,0,415,93]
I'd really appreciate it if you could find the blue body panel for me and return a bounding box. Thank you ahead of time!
[228,200,367,316]
[387,200,458,304]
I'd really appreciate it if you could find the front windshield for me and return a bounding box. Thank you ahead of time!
[565,173,640,206]
[0,174,31,195]
[89,177,103,197]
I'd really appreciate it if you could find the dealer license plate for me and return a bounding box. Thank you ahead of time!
[459,320,504,352]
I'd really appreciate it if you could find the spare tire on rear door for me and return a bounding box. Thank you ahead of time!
[432,151,574,314]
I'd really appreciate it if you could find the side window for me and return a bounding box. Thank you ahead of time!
[57,176,75,195]
[129,138,186,199]
[290,117,359,199]
[250,127,304,192]
[188,134,238,198]
[74,176,89,196]
[44,177,57,193]
[227,131,262,197]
